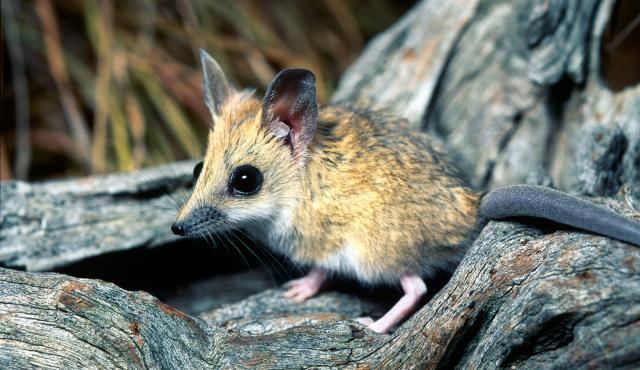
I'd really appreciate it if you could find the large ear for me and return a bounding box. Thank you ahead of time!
[262,69,318,160]
[200,49,231,117]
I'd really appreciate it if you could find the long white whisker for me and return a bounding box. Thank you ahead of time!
[233,228,293,282]
[220,229,253,272]
[227,229,279,286]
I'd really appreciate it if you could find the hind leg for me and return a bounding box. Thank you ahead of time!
[365,273,427,333]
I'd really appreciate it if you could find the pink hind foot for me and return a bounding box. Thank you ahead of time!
[359,273,427,334]
[284,268,327,303]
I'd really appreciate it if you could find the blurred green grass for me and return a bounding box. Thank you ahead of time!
[1,0,414,180]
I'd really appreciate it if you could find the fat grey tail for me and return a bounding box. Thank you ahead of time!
[479,185,640,247]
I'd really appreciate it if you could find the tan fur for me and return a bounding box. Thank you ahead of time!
[177,91,482,285]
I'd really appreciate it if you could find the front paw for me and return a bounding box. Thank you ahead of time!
[283,268,327,303]
[283,277,322,303]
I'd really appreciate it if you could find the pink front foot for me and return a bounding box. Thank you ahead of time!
[362,273,427,334]
[284,268,327,303]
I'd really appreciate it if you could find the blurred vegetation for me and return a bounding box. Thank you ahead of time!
[1,0,414,180]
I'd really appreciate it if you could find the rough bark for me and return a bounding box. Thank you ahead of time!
[164,269,277,316]
[2,198,639,368]
[334,0,639,194]
[0,161,195,271]
[1,0,639,368]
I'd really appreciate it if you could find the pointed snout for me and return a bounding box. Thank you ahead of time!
[171,206,225,237]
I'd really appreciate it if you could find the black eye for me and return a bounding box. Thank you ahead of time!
[229,165,263,196]
[193,161,203,182]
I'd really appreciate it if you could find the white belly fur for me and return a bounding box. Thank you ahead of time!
[318,243,361,279]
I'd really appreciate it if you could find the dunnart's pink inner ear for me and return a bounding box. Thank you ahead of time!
[271,97,303,149]
[262,69,318,161]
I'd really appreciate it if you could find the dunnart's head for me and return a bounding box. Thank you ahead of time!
[171,50,318,237]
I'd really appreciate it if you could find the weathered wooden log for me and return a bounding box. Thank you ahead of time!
[0,161,194,271]
[335,0,639,193]
[1,0,639,367]
[2,197,638,368]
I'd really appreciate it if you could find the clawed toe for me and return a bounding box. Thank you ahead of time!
[283,268,327,303]
[354,317,388,333]
[354,317,374,325]
[284,282,316,302]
